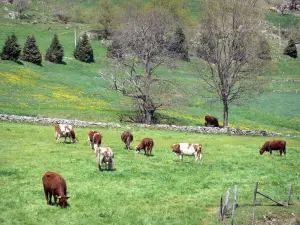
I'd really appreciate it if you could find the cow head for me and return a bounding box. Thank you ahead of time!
[194,144,202,152]
[135,145,141,153]
[57,195,71,208]
[70,130,77,143]
[259,147,265,155]
[171,144,181,155]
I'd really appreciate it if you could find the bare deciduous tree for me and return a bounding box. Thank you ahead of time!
[100,10,179,124]
[195,0,266,127]
[13,0,30,18]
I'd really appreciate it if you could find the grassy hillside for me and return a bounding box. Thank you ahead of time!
[0,121,299,225]
[0,1,300,135]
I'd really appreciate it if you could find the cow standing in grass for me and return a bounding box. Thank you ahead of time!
[171,143,203,163]
[259,140,286,156]
[95,146,114,171]
[135,138,154,156]
[42,172,71,208]
[55,124,77,143]
[121,131,133,150]
[88,130,102,152]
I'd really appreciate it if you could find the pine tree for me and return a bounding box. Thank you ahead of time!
[21,35,42,65]
[1,34,21,61]
[257,37,271,60]
[283,39,298,58]
[45,34,64,64]
[74,33,94,63]
[167,27,189,62]
[107,40,123,59]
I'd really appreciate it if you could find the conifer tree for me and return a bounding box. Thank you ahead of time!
[257,37,271,60]
[107,40,123,59]
[1,34,21,61]
[74,33,94,63]
[21,35,42,65]
[283,39,298,58]
[167,27,189,61]
[45,34,64,64]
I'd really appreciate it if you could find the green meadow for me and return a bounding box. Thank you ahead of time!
[1,0,300,224]
[0,121,300,225]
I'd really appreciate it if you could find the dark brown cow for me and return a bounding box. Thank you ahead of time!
[42,172,70,208]
[121,131,133,150]
[204,115,219,127]
[55,124,77,143]
[259,140,286,156]
[88,130,102,151]
[135,138,154,156]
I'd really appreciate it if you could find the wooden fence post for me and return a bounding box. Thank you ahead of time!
[252,208,256,225]
[287,184,294,206]
[253,182,258,206]
[231,185,238,225]
[223,188,231,217]
[219,196,223,220]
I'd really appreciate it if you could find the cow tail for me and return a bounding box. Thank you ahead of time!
[284,141,286,154]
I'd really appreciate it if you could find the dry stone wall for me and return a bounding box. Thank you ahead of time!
[0,114,282,136]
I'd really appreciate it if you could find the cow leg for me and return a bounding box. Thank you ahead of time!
[98,155,104,172]
[44,190,49,205]
[52,191,57,206]
[179,154,183,161]
[48,192,52,205]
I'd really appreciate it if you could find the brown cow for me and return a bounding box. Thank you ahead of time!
[42,172,70,208]
[55,124,77,143]
[204,115,219,127]
[121,131,133,150]
[259,140,286,156]
[88,130,102,151]
[171,143,203,163]
[135,138,154,156]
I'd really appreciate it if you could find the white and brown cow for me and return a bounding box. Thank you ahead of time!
[95,146,114,171]
[55,124,77,143]
[88,130,102,152]
[171,143,203,163]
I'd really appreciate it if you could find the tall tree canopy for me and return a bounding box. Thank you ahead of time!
[195,0,265,127]
[100,10,179,124]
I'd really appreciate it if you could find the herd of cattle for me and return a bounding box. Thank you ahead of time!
[44,117,287,208]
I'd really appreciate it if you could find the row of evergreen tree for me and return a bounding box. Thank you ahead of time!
[0,33,94,65]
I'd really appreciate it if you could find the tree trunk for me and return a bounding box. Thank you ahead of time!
[223,100,229,127]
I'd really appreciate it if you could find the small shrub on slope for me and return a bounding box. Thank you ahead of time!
[21,35,42,65]
[283,39,298,58]
[74,33,94,63]
[45,34,64,64]
[1,34,21,61]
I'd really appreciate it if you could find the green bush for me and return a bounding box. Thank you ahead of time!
[74,33,94,63]
[45,34,64,64]
[21,35,42,65]
[107,40,123,59]
[257,37,271,60]
[0,34,21,61]
[283,39,298,58]
[167,27,189,62]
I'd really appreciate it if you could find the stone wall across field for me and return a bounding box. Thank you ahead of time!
[0,114,282,137]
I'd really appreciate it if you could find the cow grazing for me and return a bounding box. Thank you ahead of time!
[42,172,70,208]
[259,140,286,156]
[171,143,203,163]
[135,138,154,156]
[121,131,133,150]
[88,130,102,151]
[204,115,219,127]
[55,124,77,143]
[95,146,114,171]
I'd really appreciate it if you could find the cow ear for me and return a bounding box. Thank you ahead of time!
[57,196,62,199]
[66,195,71,199]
